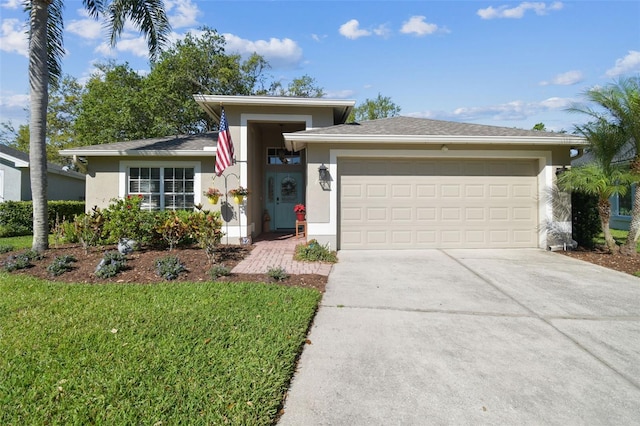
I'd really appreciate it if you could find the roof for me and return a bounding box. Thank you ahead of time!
[194,95,355,125]
[572,140,636,167]
[0,144,85,179]
[284,116,586,149]
[59,132,218,157]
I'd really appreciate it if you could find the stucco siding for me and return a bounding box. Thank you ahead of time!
[0,163,23,201]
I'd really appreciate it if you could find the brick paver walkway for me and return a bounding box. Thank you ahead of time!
[231,233,333,276]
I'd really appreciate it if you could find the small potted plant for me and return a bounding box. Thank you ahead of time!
[228,186,250,204]
[294,203,306,221]
[204,187,222,204]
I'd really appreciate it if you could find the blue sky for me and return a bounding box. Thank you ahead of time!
[1,0,639,132]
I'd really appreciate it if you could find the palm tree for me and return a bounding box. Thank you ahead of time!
[557,119,636,253]
[28,0,170,252]
[569,76,640,255]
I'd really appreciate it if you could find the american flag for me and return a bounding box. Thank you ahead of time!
[215,107,234,176]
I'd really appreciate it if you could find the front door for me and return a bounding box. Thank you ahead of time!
[266,171,303,229]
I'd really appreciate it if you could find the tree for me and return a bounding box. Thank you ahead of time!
[348,93,401,122]
[557,119,636,253]
[27,0,170,252]
[75,63,153,145]
[0,122,30,152]
[532,122,547,131]
[267,75,325,98]
[569,76,640,255]
[145,28,270,134]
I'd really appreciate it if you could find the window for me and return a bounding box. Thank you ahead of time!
[267,147,301,165]
[617,186,633,216]
[128,166,195,210]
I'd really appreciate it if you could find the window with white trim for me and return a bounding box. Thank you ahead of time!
[128,166,195,210]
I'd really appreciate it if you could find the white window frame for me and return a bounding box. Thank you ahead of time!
[118,160,201,210]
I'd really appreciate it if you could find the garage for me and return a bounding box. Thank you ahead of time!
[339,158,539,249]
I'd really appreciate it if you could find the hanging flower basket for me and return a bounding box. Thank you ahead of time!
[229,186,249,204]
[204,188,222,204]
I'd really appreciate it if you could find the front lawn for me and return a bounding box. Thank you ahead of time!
[0,274,321,424]
[594,229,640,252]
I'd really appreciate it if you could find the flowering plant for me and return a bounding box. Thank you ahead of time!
[294,204,306,213]
[228,186,250,196]
[204,188,222,198]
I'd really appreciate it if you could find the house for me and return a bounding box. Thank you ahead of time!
[0,144,85,202]
[60,95,586,250]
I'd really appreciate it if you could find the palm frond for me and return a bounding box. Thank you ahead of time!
[106,0,171,61]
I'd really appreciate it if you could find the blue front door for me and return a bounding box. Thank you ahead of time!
[265,171,303,229]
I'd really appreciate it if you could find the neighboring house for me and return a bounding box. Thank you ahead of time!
[61,95,586,250]
[0,144,85,202]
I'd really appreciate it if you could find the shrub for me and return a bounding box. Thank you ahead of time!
[571,191,601,249]
[0,201,84,234]
[95,251,127,279]
[266,266,289,282]
[0,244,15,253]
[155,255,186,281]
[47,255,77,276]
[188,208,224,263]
[156,212,191,251]
[294,239,338,263]
[3,250,41,272]
[208,264,231,280]
[74,208,105,254]
[102,196,156,245]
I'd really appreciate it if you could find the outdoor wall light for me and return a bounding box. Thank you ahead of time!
[318,163,331,190]
[318,163,329,181]
[555,166,569,176]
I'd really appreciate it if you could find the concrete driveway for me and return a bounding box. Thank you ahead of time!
[278,249,640,425]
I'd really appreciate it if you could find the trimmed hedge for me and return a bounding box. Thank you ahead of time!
[0,201,85,237]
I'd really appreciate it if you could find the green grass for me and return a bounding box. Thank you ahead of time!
[0,274,321,425]
[594,229,640,252]
[0,235,56,250]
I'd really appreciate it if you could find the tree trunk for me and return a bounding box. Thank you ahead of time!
[28,0,50,252]
[621,157,640,256]
[598,198,619,254]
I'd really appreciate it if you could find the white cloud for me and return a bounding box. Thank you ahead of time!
[325,89,356,99]
[400,16,441,36]
[339,19,371,40]
[94,35,149,58]
[0,18,28,57]
[605,50,640,77]
[223,33,303,69]
[373,24,391,38]
[410,96,574,122]
[0,92,29,108]
[311,33,327,42]
[67,16,103,40]
[477,2,563,19]
[165,0,200,29]
[1,0,22,9]
[540,70,584,86]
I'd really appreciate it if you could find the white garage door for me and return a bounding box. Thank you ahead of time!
[339,158,539,249]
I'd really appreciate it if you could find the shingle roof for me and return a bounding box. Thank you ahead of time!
[63,132,218,153]
[0,144,30,163]
[298,116,569,138]
[0,144,86,179]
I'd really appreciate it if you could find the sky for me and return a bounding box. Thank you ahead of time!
[0,0,639,133]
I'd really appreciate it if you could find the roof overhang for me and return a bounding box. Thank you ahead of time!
[283,133,587,152]
[193,94,355,124]
[0,153,29,167]
[59,149,217,157]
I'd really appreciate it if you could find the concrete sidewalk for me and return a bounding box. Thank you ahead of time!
[279,249,640,425]
[231,233,333,276]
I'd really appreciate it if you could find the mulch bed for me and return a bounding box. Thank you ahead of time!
[558,247,640,277]
[7,243,327,292]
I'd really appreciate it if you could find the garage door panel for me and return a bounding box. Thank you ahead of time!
[340,159,538,249]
